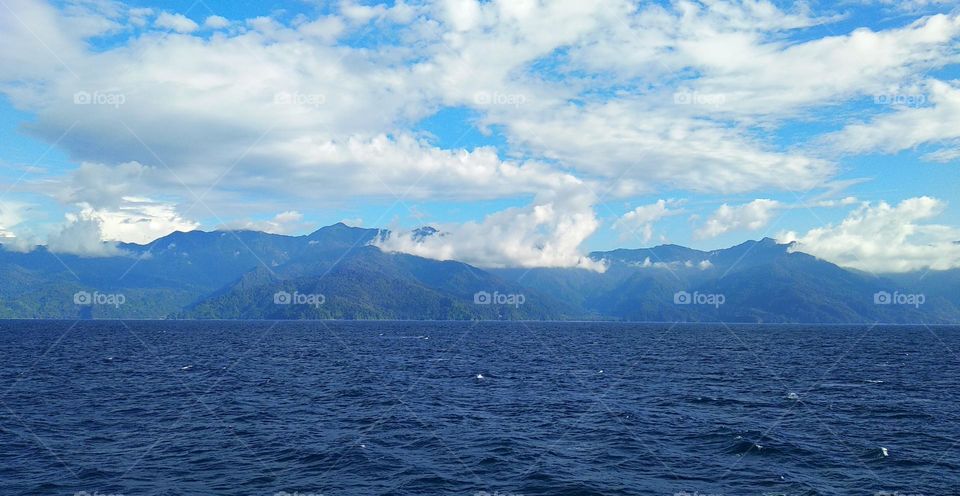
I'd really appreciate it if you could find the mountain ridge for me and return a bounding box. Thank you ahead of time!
[0,225,956,322]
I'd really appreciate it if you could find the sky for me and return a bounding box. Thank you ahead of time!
[1,0,960,273]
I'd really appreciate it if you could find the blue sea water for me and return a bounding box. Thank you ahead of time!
[0,321,958,495]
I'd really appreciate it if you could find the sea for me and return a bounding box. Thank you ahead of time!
[0,320,957,495]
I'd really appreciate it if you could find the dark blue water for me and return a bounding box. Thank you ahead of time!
[1,321,958,495]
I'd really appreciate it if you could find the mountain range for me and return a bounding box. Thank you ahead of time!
[0,223,956,323]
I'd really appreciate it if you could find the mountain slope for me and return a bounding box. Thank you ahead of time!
[181,246,565,320]
[1,227,958,322]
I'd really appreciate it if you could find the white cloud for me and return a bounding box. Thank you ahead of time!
[613,199,684,243]
[856,0,957,14]
[128,8,154,27]
[779,196,960,273]
[683,13,960,117]
[58,161,153,210]
[0,0,86,83]
[44,162,198,244]
[155,12,198,33]
[419,0,840,194]
[0,201,38,252]
[0,235,38,253]
[76,199,199,245]
[498,103,836,195]
[695,199,783,239]
[47,216,125,257]
[0,201,29,238]
[297,16,345,42]
[629,256,714,271]
[922,146,960,163]
[203,15,229,29]
[815,196,860,208]
[563,8,960,117]
[376,189,605,271]
[824,80,960,156]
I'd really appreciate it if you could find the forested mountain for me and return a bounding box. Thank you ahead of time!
[1,226,956,323]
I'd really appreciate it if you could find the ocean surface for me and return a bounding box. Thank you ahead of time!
[0,321,958,495]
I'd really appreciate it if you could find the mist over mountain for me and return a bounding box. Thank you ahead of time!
[0,224,955,323]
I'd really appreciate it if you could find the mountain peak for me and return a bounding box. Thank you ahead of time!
[412,226,441,241]
[308,222,364,236]
[726,237,787,251]
[306,223,382,247]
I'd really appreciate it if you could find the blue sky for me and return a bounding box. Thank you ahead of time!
[1,0,960,272]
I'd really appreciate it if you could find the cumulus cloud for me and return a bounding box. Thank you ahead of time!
[613,199,684,243]
[375,189,605,271]
[76,199,199,245]
[155,12,198,33]
[695,199,784,240]
[47,216,126,257]
[0,235,38,253]
[779,197,960,273]
[47,162,199,244]
[203,15,229,29]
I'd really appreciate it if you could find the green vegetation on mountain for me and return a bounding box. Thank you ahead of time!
[1,226,957,323]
